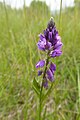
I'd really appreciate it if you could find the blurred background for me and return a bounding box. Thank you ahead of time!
[0,0,74,11]
[0,0,80,120]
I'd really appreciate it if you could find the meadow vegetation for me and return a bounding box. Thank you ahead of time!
[0,1,80,120]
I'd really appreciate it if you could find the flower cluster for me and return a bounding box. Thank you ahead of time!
[36,17,63,88]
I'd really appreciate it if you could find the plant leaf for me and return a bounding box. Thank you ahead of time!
[32,77,40,97]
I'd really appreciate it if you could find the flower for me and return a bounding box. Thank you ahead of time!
[36,17,63,88]
[46,62,56,82]
[37,34,46,51]
[36,60,45,68]
[54,40,63,50]
[47,69,54,82]
[50,62,56,74]
[37,34,52,51]
[50,50,62,57]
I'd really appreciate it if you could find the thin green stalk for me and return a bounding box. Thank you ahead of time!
[77,67,80,106]
[39,84,43,120]
[59,0,62,30]
[74,56,80,106]
[39,51,50,120]
[3,0,10,38]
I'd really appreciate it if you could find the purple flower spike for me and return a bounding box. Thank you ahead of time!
[50,62,56,74]
[36,60,45,68]
[50,50,62,57]
[38,70,43,76]
[47,69,54,82]
[36,17,63,88]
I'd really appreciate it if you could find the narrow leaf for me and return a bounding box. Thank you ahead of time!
[33,77,40,96]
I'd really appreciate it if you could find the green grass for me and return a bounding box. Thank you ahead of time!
[0,1,80,120]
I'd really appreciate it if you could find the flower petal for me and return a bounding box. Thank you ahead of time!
[48,32,53,41]
[55,34,61,41]
[54,41,63,50]
[50,50,62,57]
[47,69,54,82]
[45,41,52,50]
[38,70,43,76]
[50,62,56,74]
[36,60,45,68]
[37,39,46,51]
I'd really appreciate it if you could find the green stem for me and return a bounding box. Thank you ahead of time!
[39,51,50,120]
[39,84,43,120]
[59,0,62,29]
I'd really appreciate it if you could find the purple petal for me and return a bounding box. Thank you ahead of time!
[38,70,43,76]
[44,29,49,39]
[39,34,45,40]
[48,32,52,41]
[54,41,63,50]
[36,60,45,68]
[51,35,59,45]
[52,27,58,36]
[50,62,56,74]
[52,28,55,34]
[50,50,62,57]
[38,34,52,50]
[45,41,52,50]
[47,69,54,82]
[37,38,46,51]
[55,34,61,41]
[37,34,47,51]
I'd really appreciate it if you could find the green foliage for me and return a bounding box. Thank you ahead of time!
[0,1,80,120]
[74,0,80,8]
[33,77,40,96]
[74,0,80,3]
